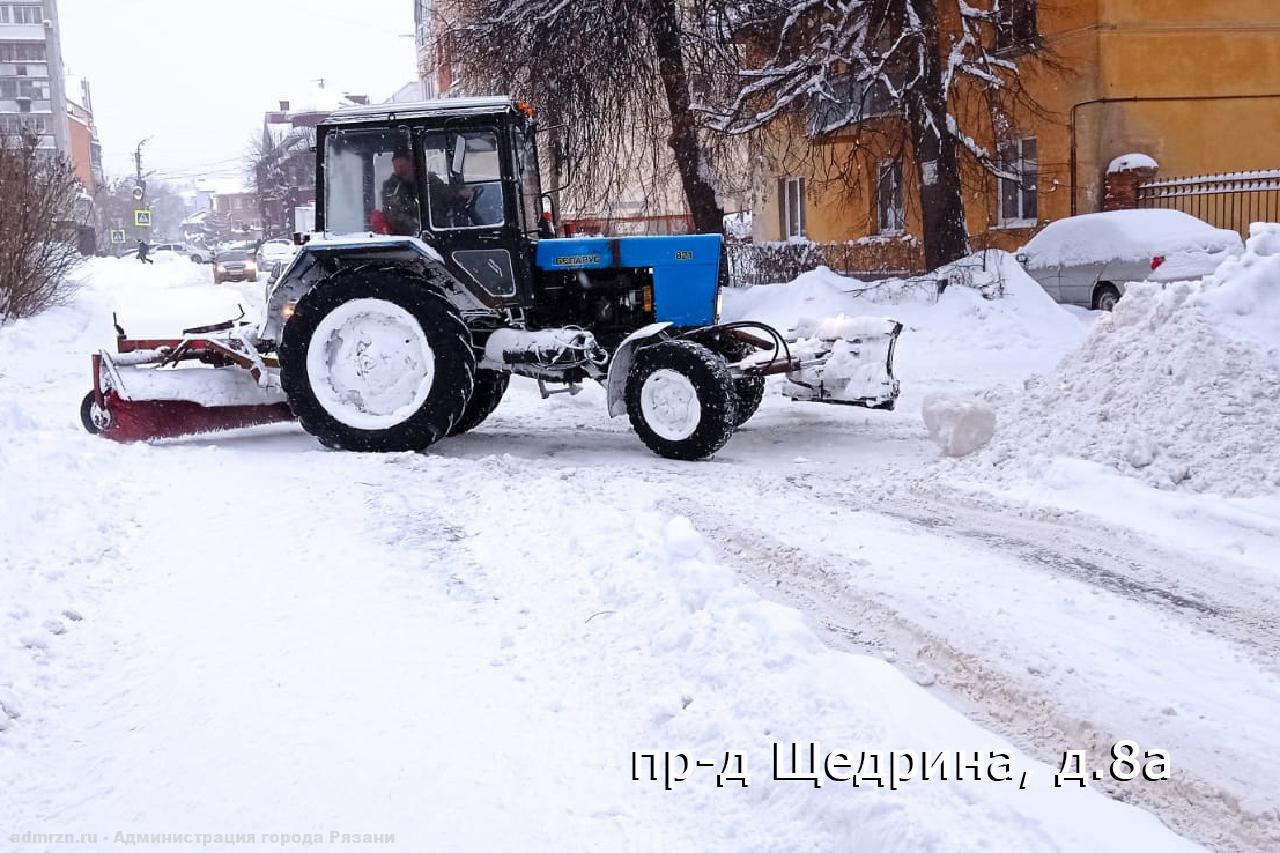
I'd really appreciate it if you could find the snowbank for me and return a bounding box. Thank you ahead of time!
[722,252,1089,401]
[1198,222,1280,364]
[956,227,1280,496]
[1020,210,1242,269]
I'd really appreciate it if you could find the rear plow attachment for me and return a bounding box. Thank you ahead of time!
[82,312,294,442]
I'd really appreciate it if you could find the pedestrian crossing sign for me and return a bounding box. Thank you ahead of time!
[110,229,127,244]
[134,209,153,228]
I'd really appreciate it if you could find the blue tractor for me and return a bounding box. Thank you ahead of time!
[84,97,901,459]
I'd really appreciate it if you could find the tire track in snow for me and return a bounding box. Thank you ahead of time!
[664,487,1280,853]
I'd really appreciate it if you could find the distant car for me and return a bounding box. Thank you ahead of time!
[186,244,213,264]
[213,250,258,283]
[256,238,297,271]
[132,242,184,260]
[1016,210,1243,311]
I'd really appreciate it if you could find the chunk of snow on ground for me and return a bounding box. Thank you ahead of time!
[923,393,996,457]
[1020,210,1242,269]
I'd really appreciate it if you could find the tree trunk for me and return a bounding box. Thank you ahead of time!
[647,0,725,234]
[907,0,969,270]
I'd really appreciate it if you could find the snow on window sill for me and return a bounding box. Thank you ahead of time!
[995,218,1038,231]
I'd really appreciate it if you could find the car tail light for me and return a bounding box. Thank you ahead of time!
[1151,255,1165,270]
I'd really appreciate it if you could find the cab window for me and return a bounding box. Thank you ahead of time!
[324,127,420,236]
[421,130,504,230]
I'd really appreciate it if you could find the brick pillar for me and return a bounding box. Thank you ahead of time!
[1103,165,1158,211]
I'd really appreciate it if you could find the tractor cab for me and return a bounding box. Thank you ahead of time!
[317,96,544,308]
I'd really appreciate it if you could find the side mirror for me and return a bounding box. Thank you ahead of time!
[539,194,557,238]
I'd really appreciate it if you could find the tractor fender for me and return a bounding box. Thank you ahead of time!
[605,322,672,417]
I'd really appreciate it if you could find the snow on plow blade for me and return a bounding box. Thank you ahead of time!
[744,316,903,410]
[84,316,295,443]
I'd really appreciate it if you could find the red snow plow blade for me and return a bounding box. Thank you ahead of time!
[82,312,295,442]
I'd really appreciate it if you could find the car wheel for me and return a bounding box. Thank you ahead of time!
[1094,283,1121,312]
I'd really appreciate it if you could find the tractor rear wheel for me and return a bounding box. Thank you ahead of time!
[448,369,509,436]
[279,265,475,452]
[625,340,738,461]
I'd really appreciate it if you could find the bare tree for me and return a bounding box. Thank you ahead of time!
[0,134,86,320]
[705,0,1053,268]
[249,126,316,238]
[445,0,732,233]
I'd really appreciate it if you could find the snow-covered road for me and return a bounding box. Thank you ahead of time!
[3,257,1277,851]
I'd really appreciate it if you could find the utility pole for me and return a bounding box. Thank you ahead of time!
[132,135,153,241]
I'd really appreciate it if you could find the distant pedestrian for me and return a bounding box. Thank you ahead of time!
[137,239,153,265]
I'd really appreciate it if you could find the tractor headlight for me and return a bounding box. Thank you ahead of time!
[281,301,297,322]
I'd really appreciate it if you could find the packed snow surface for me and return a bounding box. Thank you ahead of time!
[959,226,1280,496]
[1019,209,1242,269]
[6,250,1280,849]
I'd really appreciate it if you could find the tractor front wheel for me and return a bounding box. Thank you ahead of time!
[625,340,738,461]
[279,265,475,452]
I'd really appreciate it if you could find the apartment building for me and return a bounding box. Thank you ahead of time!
[0,0,69,151]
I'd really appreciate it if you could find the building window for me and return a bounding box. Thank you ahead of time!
[0,42,46,62]
[809,70,905,135]
[11,5,45,24]
[996,0,1038,50]
[0,77,48,99]
[877,162,904,234]
[999,137,1038,227]
[0,7,7,23]
[779,177,806,240]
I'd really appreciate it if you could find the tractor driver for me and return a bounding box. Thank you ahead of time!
[425,170,476,229]
[381,149,422,236]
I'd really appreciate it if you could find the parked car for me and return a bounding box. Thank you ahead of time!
[212,250,258,283]
[256,238,297,271]
[1016,210,1243,310]
[186,244,213,264]
[132,242,184,260]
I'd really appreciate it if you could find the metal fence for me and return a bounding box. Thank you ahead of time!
[725,239,926,287]
[1136,170,1280,237]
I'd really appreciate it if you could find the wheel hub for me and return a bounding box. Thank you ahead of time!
[640,369,701,441]
[305,298,436,430]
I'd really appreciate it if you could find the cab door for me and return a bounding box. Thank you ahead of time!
[417,126,530,309]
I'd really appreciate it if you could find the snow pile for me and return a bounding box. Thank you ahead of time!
[923,393,996,457]
[1198,222,1280,364]
[1107,153,1159,173]
[722,252,1088,401]
[958,231,1280,495]
[1020,210,1242,269]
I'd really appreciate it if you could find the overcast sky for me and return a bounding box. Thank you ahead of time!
[59,0,417,186]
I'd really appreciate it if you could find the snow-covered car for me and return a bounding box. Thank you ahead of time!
[256,238,297,271]
[1016,210,1243,311]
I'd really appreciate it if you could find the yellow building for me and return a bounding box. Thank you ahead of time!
[754,0,1280,256]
